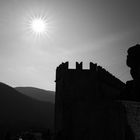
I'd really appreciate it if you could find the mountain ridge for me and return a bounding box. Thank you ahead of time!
[15,86,55,103]
[0,82,54,137]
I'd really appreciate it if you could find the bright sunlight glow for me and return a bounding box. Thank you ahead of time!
[23,10,54,40]
[25,14,49,38]
[31,18,46,34]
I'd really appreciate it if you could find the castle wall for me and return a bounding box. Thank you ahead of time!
[122,101,140,140]
[55,62,126,140]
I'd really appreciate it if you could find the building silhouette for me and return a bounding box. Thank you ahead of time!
[55,62,127,140]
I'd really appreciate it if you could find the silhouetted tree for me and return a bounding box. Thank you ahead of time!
[119,44,140,139]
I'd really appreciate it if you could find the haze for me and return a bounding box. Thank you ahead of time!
[0,0,140,91]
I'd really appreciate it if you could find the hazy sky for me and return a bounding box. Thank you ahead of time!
[0,0,140,91]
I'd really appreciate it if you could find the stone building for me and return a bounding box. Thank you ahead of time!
[55,62,127,140]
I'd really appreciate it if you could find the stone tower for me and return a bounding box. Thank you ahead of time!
[55,62,125,140]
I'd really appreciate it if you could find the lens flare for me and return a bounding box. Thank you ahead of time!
[25,13,49,39]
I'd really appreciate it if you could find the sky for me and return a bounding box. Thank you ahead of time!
[0,0,140,91]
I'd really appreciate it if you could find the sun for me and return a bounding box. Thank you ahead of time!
[29,16,48,37]
[25,14,49,38]
[31,18,46,34]
[23,10,54,40]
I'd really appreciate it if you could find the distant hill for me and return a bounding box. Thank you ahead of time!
[15,87,55,103]
[0,82,54,138]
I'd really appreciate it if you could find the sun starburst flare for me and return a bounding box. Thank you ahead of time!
[25,13,50,39]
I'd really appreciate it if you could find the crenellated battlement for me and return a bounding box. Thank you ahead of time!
[56,62,98,71]
[56,62,124,89]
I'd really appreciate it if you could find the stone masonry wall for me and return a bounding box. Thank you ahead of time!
[122,101,140,140]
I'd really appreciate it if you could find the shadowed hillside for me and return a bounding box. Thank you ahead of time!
[15,87,55,103]
[0,82,54,138]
